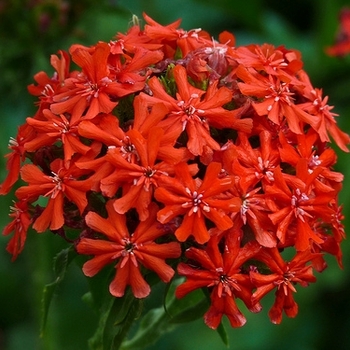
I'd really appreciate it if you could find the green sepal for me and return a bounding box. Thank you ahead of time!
[40,245,77,336]
[216,322,229,348]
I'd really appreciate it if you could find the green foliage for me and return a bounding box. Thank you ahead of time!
[40,246,77,336]
[88,290,143,350]
[120,281,210,350]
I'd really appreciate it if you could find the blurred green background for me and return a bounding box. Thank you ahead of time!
[1,0,350,349]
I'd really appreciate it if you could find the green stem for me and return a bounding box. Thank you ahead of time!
[112,298,143,350]
[119,292,183,350]
[26,231,56,350]
[120,306,173,350]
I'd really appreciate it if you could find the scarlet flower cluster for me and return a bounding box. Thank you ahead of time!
[1,13,348,328]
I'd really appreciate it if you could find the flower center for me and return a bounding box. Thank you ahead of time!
[182,188,210,214]
[120,238,138,268]
[42,172,63,199]
[214,269,241,297]
[120,137,139,162]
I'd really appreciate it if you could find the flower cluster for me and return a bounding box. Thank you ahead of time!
[1,13,348,329]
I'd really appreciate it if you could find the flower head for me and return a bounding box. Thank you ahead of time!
[77,201,181,298]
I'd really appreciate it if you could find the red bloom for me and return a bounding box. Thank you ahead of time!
[15,159,92,232]
[297,70,350,152]
[236,65,318,134]
[233,43,303,80]
[176,234,261,328]
[230,181,277,248]
[27,50,71,116]
[51,43,163,121]
[50,42,118,120]
[278,128,344,184]
[0,124,35,195]
[155,162,240,244]
[112,23,162,55]
[250,247,319,324]
[265,161,334,251]
[143,64,252,157]
[102,127,184,220]
[77,201,181,298]
[226,131,280,191]
[2,200,32,261]
[143,12,211,58]
[24,109,91,166]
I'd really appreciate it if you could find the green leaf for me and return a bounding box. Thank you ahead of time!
[77,255,114,313]
[120,306,174,350]
[40,246,77,336]
[121,280,210,349]
[169,297,209,324]
[166,287,209,323]
[88,289,143,350]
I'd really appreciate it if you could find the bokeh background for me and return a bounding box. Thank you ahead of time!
[1,0,350,349]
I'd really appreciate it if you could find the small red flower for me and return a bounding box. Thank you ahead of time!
[236,65,318,134]
[15,159,92,232]
[155,162,241,244]
[265,162,334,251]
[297,71,350,152]
[143,64,252,157]
[250,247,319,324]
[24,109,91,166]
[143,12,211,58]
[0,124,36,195]
[176,234,261,328]
[102,127,183,220]
[2,200,32,261]
[77,201,181,298]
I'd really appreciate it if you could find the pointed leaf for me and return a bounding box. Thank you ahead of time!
[40,246,77,336]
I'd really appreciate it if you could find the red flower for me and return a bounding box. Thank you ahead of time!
[51,43,163,121]
[15,159,92,232]
[0,124,35,195]
[278,128,344,183]
[27,50,71,116]
[143,12,211,58]
[236,65,318,134]
[250,247,319,324]
[176,234,261,329]
[50,42,118,120]
[296,71,350,152]
[102,127,184,220]
[111,23,162,55]
[226,131,280,191]
[233,43,303,79]
[155,162,240,244]
[24,109,91,166]
[143,64,252,157]
[265,161,334,251]
[2,200,32,261]
[230,181,277,248]
[77,201,181,298]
